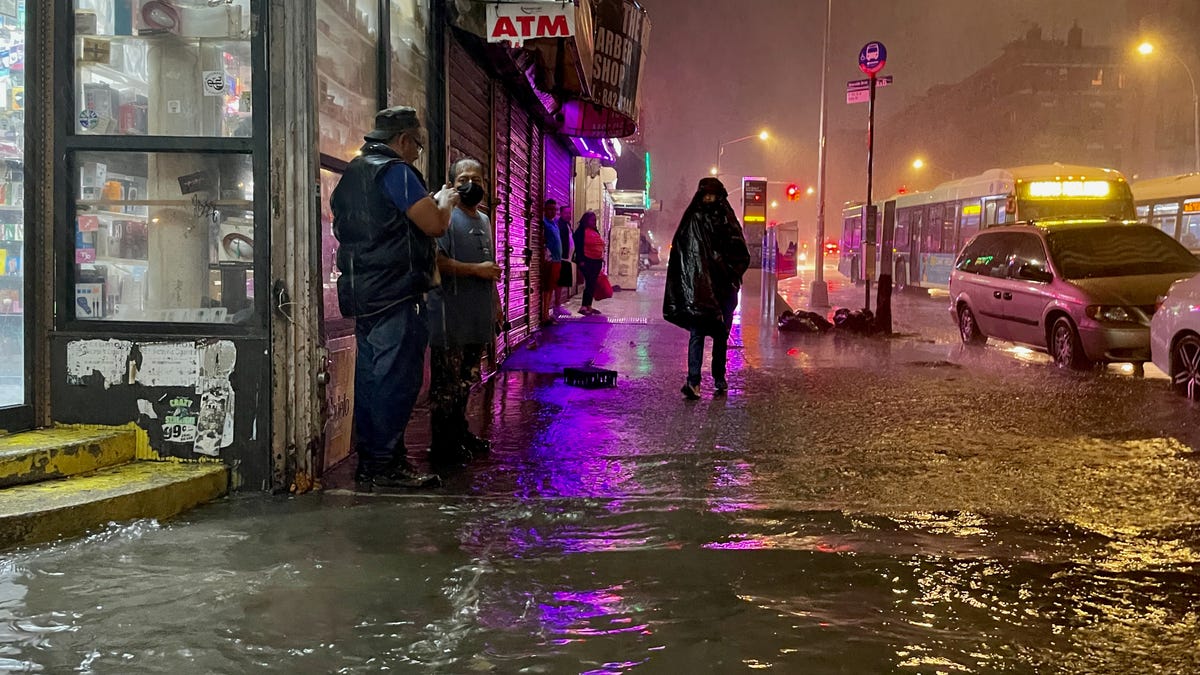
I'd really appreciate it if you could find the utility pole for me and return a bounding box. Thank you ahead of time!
[810,0,832,308]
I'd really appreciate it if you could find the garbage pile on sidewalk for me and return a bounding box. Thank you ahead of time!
[777,308,879,335]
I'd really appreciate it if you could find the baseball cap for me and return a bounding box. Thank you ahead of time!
[364,106,421,142]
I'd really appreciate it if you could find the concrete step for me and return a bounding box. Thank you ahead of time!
[0,428,137,489]
[0,461,228,550]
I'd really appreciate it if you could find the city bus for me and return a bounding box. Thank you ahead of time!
[839,164,1137,290]
[1131,173,1200,252]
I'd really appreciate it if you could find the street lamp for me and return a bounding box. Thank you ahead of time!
[1137,40,1200,173]
[911,157,957,180]
[714,130,770,176]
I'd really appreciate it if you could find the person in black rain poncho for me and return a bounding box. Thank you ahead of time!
[663,177,751,400]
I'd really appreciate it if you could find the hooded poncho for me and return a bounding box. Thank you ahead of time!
[663,178,751,336]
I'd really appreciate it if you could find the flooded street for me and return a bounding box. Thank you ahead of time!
[3,269,1200,673]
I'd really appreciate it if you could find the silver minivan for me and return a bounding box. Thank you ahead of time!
[949,221,1200,369]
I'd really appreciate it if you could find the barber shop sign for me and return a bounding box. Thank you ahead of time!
[486,2,575,46]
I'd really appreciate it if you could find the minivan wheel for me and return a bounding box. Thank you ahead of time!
[958,305,986,345]
[1050,317,1091,370]
[1171,334,1200,401]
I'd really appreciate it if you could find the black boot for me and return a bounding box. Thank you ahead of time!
[357,457,440,491]
[461,432,491,457]
[429,440,473,468]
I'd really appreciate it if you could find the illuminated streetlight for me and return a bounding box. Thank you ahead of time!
[1137,40,1200,172]
[770,200,779,208]
[806,186,815,196]
[715,130,771,176]
[911,157,956,180]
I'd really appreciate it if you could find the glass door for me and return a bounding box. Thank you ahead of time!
[0,1,29,429]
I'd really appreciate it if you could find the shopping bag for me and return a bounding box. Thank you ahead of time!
[594,272,614,301]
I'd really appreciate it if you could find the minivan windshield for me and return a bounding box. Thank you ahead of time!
[1046,226,1200,279]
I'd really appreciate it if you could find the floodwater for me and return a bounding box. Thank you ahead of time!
[2,268,1198,673]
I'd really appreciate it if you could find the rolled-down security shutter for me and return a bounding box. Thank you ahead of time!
[494,85,542,356]
[448,36,503,359]
[544,136,573,292]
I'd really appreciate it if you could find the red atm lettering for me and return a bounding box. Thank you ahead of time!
[537,15,570,37]
[492,16,517,39]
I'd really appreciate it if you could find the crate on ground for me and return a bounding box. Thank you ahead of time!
[563,366,617,388]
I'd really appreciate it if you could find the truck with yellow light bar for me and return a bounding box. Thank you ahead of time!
[1130,173,1200,253]
[839,164,1136,290]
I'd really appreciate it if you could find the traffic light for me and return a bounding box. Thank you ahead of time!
[786,184,799,201]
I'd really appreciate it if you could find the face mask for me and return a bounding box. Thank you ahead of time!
[457,180,485,207]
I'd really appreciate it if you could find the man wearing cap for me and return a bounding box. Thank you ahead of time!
[332,106,459,490]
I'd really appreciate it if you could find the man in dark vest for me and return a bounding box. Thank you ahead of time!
[332,106,459,490]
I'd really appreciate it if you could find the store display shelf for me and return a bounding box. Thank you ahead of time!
[317,66,375,104]
[79,33,250,46]
[78,61,150,89]
[80,199,254,209]
[0,312,22,317]
[317,27,374,66]
[318,4,377,50]
[0,205,23,211]
[81,209,149,221]
[85,256,149,267]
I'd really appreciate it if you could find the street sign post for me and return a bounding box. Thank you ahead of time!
[858,41,887,318]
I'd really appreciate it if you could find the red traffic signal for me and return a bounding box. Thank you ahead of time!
[786,183,799,201]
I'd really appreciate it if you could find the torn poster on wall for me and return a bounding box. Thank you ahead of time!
[163,396,199,444]
[134,342,199,387]
[194,340,237,457]
[66,339,133,388]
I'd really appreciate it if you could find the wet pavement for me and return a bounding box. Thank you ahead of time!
[3,265,1200,673]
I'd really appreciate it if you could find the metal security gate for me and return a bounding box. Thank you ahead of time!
[493,86,542,356]
[544,136,573,295]
[447,35,501,359]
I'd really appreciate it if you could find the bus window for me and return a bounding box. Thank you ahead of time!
[1182,209,1200,249]
[1153,201,1180,238]
[959,201,982,246]
[926,205,944,253]
[1136,204,1150,222]
[895,209,910,252]
[941,203,957,253]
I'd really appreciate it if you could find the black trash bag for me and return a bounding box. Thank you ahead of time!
[832,307,876,334]
[778,309,833,333]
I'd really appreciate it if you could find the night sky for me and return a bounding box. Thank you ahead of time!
[635,0,1130,241]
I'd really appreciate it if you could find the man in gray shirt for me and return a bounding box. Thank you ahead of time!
[427,157,504,465]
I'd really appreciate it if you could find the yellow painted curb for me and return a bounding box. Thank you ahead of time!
[0,462,228,550]
[0,429,136,489]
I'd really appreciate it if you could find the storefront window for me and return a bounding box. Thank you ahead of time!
[317,0,379,160]
[0,2,23,408]
[73,0,252,137]
[73,151,255,323]
[319,167,353,337]
[389,0,428,173]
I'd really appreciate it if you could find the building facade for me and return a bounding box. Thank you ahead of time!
[3,0,648,493]
[876,24,1129,195]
